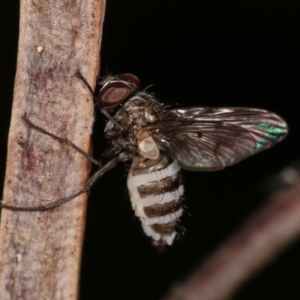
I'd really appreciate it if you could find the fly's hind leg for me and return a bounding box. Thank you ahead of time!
[0,116,119,211]
[0,158,119,211]
[22,114,101,166]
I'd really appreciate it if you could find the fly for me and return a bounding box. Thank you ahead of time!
[1,73,288,247]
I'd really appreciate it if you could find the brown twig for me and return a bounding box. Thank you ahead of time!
[164,179,300,300]
[0,0,106,299]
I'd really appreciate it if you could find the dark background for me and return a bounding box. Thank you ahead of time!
[1,1,299,299]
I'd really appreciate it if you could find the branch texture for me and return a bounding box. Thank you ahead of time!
[0,0,106,299]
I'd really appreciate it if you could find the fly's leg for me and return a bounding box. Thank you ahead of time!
[0,158,119,211]
[75,71,95,94]
[22,114,101,166]
[75,72,124,131]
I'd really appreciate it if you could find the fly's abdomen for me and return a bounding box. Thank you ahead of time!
[127,155,184,247]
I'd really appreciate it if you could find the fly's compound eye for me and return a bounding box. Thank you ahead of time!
[99,73,140,108]
[99,82,132,108]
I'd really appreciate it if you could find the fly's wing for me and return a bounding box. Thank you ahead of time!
[146,107,287,171]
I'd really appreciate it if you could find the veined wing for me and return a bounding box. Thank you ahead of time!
[146,107,288,171]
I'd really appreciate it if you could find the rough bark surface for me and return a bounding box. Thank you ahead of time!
[0,0,106,299]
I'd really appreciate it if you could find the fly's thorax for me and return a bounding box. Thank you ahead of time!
[105,92,168,132]
[104,127,138,162]
[104,92,166,161]
[127,154,184,247]
[104,120,160,162]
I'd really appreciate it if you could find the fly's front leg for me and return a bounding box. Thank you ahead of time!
[22,114,101,166]
[75,71,94,95]
[75,72,124,131]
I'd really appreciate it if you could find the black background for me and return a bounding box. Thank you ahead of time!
[1,1,300,299]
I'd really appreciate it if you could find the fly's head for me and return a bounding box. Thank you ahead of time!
[101,74,167,163]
